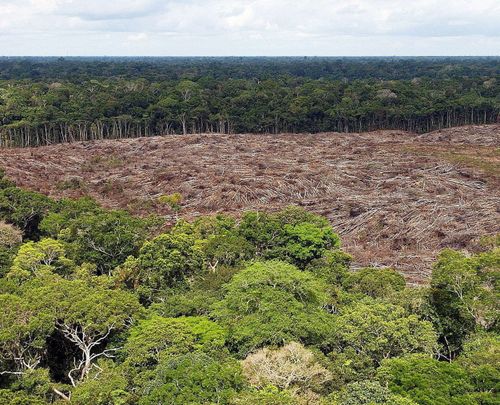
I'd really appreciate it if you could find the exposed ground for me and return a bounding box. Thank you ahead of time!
[1,125,499,284]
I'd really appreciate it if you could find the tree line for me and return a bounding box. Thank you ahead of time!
[1,57,499,81]
[1,73,499,147]
[0,169,498,404]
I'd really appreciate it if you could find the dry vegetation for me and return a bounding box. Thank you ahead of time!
[242,342,332,400]
[1,125,499,284]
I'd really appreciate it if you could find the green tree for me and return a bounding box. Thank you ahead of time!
[123,315,226,372]
[306,250,352,286]
[0,221,22,248]
[238,207,340,268]
[0,168,15,189]
[202,233,255,272]
[42,209,149,276]
[150,265,240,318]
[119,231,204,302]
[457,333,500,394]
[0,294,54,375]
[25,276,143,386]
[212,260,334,356]
[8,238,74,280]
[231,386,298,405]
[70,360,131,405]
[0,187,53,239]
[6,368,54,403]
[175,80,201,135]
[139,352,244,405]
[0,221,22,276]
[343,267,406,298]
[158,192,183,219]
[333,380,416,405]
[0,389,48,405]
[430,248,499,357]
[173,215,253,271]
[282,222,340,268]
[330,302,437,367]
[377,354,475,405]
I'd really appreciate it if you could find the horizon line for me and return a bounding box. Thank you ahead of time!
[1,55,500,58]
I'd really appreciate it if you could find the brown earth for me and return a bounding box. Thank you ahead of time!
[1,125,499,284]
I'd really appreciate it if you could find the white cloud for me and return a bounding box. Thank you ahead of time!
[0,0,498,55]
[55,0,168,20]
[127,32,148,41]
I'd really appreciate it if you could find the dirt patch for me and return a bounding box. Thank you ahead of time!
[1,125,499,284]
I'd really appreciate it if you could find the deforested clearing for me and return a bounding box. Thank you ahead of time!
[1,124,499,284]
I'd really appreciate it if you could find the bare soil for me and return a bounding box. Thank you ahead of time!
[1,125,499,284]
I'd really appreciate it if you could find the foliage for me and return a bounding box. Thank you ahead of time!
[202,233,255,271]
[175,215,238,240]
[0,294,54,374]
[123,315,226,370]
[70,360,131,405]
[0,187,54,239]
[150,288,217,317]
[430,248,499,357]
[0,221,22,276]
[343,267,406,298]
[149,265,240,317]
[0,177,498,404]
[1,57,499,148]
[230,386,298,404]
[242,342,332,395]
[326,348,379,390]
[238,207,340,268]
[8,238,74,280]
[41,206,149,275]
[333,380,416,405]
[212,260,334,356]
[158,192,183,214]
[306,250,352,286]
[0,389,49,405]
[376,354,476,405]
[1,57,499,82]
[457,333,500,393]
[122,231,204,302]
[138,352,244,405]
[7,368,54,403]
[23,275,144,385]
[0,221,22,248]
[0,168,15,189]
[329,302,437,366]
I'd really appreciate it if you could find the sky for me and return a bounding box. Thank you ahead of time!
[0,0,499,56]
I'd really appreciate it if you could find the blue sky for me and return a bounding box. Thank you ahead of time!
[1,0,499,56]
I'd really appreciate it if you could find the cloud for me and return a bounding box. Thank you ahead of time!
[55,0,169,21]
[0,0,498,55]
[127,32,148,41]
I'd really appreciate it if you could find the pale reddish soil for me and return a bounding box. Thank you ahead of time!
[1,125,499,284]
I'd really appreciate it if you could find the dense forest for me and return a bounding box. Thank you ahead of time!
[0,169,498,404]
[0,57,499,147]
[2,57,500,81]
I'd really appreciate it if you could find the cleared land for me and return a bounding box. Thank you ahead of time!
[1,125,499,283]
